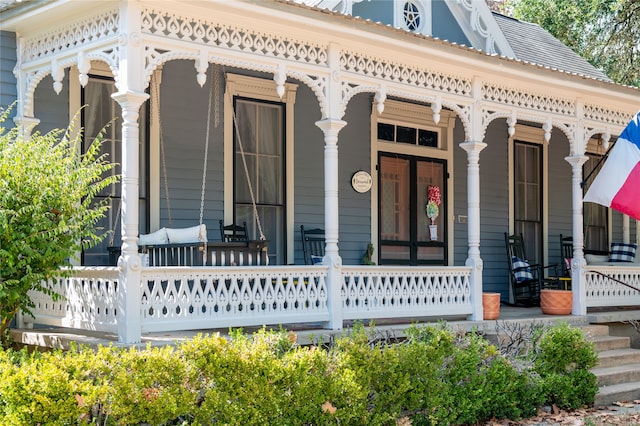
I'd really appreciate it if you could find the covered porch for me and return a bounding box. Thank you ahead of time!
[2,0,640,344]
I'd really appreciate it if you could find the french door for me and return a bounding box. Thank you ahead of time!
[378,153,447,265]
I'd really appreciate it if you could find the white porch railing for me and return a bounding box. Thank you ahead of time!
[584,266,640,307]
[341,266,473,319]
[140,266,329,332]
[26,267,120,332]
[25,264,474,337]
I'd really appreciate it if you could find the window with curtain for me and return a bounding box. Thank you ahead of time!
[514,141,542,264]
[583,154,608,252]
[234,97,285,264]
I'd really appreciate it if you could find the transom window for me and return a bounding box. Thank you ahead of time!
[378,122,438,148]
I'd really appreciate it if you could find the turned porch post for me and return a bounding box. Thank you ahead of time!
[461,141,486,321]
[315,118,346,330]
[112,0,149,344]
[566,155,589,315]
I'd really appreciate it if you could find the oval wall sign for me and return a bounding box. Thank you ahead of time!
[351,170,372,193]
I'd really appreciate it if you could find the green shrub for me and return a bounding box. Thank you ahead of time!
[534,323,599,409]
[0,322,600,425]
[0,107,118,345]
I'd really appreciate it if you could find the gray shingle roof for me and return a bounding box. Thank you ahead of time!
[492,12,612,82]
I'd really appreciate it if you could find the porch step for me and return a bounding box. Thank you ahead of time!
[596,348,640,369]
[582,324,640,407]
[589,334,631,352]
[592,363,640,386]
[594,382,640,407]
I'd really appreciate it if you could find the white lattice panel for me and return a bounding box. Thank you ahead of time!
[22,9,119,62]
[341,51,472,97]
[583,105,634,128]
[140,266,329,332]
[140,9,327,66]
[27,268,119,332]
[585,268,640,307]
[341,266,473,319]
[483,84,575,116]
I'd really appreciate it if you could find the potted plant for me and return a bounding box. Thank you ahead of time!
[482,292,501,320]
[540,289,573,315]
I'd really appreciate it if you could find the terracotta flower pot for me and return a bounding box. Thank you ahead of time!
[482,292,501,320]
[540,289,573,315]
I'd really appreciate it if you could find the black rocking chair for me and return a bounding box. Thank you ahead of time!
[505,233,558,306]
[300,225,325,265]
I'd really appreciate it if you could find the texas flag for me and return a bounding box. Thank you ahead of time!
[584,111,640,221]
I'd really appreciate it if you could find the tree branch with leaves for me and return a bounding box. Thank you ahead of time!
[0,106,119,346]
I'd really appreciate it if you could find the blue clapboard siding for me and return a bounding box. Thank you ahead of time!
[452,115,469,267]
[293,80,325,264]
[34,74,69,134]
[478,120,511,297]
[338,93,373,265]
[547,131,572,270]
[158,60,225,242]
[0,31,17,111]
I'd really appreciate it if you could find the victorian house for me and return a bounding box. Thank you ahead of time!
[1,0,639,343]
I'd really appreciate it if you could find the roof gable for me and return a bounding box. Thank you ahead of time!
[492,12,611,82]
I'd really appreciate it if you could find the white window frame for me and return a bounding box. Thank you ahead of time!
[224,73,297,263]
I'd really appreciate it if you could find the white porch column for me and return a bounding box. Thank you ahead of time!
[112,0,149,343]
[460,140,487,321]
[112,91,148,344]
[315,118,346,330]
[566,155,589,315]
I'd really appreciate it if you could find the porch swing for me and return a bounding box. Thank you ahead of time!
[131,63,268,267]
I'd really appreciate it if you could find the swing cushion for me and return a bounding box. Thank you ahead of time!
[139,228,169,246]
[166,224,208,244]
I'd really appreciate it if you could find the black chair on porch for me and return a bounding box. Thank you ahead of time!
[504,233,559,306]
[219,220,248,243]
[300,225,325,265]
[559,234,573,290]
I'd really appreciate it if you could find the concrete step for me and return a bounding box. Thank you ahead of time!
[592,363,640,386]
[590,335,631,352]
[579,324,611,337]
[594,381,640,407]
[597,348,640,368]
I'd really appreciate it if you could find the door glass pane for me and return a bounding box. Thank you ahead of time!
[380,245,410,260]
[417,160,444,242]
[380,156,410,241]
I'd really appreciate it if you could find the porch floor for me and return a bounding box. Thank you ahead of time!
[11,306,640,350]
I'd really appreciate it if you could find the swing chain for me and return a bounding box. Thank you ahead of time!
[199,64,215,226]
